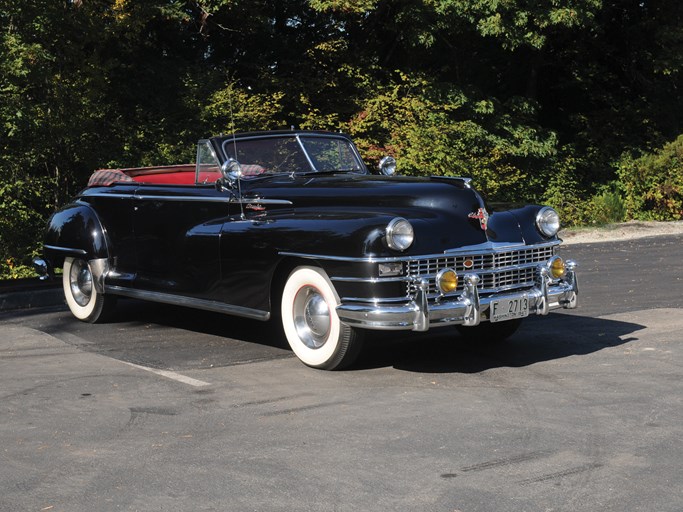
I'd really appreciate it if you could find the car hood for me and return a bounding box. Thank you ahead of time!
[245,174,477,211]
[243,174,536,254]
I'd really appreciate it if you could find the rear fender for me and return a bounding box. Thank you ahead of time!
[43,201,110,268]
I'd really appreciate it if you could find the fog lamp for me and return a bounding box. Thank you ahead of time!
[437,269,458,294]
[549,256,566,279]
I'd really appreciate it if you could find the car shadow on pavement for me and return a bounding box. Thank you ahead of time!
[356,313,646,373]
[31,299,293,370]
[23,300,645,374]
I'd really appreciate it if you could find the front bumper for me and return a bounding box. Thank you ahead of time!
[337,261,578,331]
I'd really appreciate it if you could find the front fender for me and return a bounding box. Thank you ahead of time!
[506,205,561,245]
[43,201,110,267]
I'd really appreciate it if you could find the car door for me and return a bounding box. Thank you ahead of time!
[132,142,234,300]
[132,183,234,300]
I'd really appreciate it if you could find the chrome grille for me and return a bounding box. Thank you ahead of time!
[406,245,556,297]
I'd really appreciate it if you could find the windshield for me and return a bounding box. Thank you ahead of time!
[221,135,365,177]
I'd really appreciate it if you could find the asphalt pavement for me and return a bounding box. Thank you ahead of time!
[1,235,682,512]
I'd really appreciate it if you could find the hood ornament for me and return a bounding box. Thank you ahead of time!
[468,208,489,231]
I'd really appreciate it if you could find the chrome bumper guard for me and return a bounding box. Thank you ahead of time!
[337,261,578,331]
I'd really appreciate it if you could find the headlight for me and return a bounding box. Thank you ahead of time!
[385,217,414,251]
[536,207,560,237]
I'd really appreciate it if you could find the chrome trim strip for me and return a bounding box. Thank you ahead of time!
[104,285,270,321]
[84,193,229,203]
[462,282,535,296]
[331,276,409,283]
[281,241,560,264]
[85,192,291,206]
[135,195,230,203]
[232,198,293,206]
[295,134,318,172]
[44,244,88,256]
[222,132,354,144]
[339,296,412,303]
[279,251,396,263]
[443,240,560,255]
[413,261,552,280]
[81,193,136,199]
[89,258,110,294]
[431,176,472,188]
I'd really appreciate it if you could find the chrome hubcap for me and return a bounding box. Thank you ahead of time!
[69,259,93,307]
[293,286,331,349]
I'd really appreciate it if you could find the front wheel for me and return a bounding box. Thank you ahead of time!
[281,266,363,370]
[456,318,522,343]
[63,257,116,323]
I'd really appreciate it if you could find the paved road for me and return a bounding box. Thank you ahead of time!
[1,235,681,511]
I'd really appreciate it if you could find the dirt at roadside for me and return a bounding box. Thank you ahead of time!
[560,220,683,245]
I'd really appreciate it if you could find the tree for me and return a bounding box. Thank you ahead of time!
[1,0,682,277]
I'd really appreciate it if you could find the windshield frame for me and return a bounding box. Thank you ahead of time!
[219,132,368,176]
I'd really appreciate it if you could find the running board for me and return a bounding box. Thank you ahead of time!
[104,285,270,321]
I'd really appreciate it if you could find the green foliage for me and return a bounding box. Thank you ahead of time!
[309,0,379,13]
[586,186,627,226]
[1,0,682,278]
[0,177,58,279]
[431,0,602,50]
[0,261,35,280]
[617,135,683,221]
[541,149,591,226]
[348,73,558,201]
[202,83,286,134]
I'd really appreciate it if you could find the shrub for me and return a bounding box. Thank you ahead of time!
[0,177,58,279]
[348,73,559,203]
[541,149,592,227]
[617,135,683,221]
[586,187,626,226]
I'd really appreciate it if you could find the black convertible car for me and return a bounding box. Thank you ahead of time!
[35,130,578,369]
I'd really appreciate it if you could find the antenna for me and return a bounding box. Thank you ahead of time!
[228,84,238,161]
[228,81,245,220]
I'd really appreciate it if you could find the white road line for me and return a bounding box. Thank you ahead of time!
[122,362,211,387]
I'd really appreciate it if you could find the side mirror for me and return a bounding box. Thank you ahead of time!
[220,158,243,185]
[378,156,397,176]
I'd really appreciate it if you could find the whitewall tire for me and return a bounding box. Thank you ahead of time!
[281,266,362,370]
[63,257,116,323]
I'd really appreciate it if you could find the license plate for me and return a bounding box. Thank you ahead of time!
[490,295,529,323]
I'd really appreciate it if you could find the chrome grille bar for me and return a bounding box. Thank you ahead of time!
[406,245,556,298]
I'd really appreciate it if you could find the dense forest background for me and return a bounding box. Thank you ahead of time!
[1,0,682,278]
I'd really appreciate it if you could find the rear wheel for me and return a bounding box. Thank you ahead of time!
[456,318,522,343]
[63,257,116,323]
[281,266,363,370]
